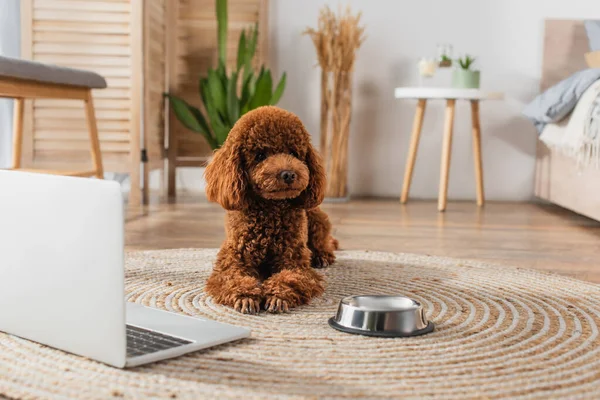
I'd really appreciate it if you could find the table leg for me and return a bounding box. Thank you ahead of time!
[400,99,427,203]
[438,99,456,212]
[470,100,484,206]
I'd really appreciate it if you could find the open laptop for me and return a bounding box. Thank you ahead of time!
[0,170,249,368]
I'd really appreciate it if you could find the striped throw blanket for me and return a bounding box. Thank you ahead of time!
[540,80,600,168]
[582,93,600,167]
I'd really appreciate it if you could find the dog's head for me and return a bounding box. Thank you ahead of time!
[205,106,326,210]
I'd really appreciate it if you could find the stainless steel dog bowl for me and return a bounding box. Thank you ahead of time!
[328,295,434,337]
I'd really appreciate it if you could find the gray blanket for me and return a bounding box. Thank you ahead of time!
[523,69,600,133]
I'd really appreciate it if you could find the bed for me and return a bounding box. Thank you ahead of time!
[534,19,600,221]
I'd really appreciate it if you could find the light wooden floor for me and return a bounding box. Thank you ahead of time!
[126,198,600,284]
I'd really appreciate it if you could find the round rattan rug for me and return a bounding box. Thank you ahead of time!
[2,249,600,399]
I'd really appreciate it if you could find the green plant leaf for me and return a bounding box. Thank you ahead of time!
[188,5,285,147]
[237,31,246,73]
[209,113,229,146]
[216,0,227,66]
[248,23,258,60]
[216,62,227,87]
[249,69,272,109]
[243,25,258,82]
[190,109,218,150]
[240,72,254,111]
[218,110,229,127]
[241,104,250,115]
[457,55,476,70]
[210,118,229,147]
[164,94,203,132]
[201,82,230,145]
[255,65,265,89]
[213,120,230,147]
[249,73,258,99]
[165,94,217,149]
[244,72,259,113]
[467,56,476,69]
[270,73,286,105]
[207,69,227,120]
[199,77,209,105]
[227,71,240,124]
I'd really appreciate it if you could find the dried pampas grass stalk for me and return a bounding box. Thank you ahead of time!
[304,5,365,198]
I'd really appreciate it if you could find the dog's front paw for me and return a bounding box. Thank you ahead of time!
[233,297,261,315]
[311,251,336,269]
[264,296,290,313]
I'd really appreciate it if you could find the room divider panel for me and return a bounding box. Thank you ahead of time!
[21,0,268,203]
[20,0,167,205]
[166,0,269,197]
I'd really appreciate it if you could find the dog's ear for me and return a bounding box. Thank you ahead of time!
[294,142,326,209]
[204,141,248,210]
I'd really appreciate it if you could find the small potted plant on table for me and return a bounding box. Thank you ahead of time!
[437,43,453,67]
[439,54,453,68]
[452,55,480,89]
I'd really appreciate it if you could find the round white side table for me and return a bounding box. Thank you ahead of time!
[394,87,504,211]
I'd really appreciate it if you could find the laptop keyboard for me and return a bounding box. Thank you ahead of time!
[126,324,193,358]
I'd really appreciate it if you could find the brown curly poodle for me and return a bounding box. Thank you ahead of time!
[204,106,338,314]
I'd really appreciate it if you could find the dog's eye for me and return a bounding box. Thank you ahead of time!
[289,150,299,158]
[255,152,266,162]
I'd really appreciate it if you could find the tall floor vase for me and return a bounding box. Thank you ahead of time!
[306,6,365,199]
[323,70,353,198]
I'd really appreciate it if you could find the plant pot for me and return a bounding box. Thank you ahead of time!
[452,69,480,89]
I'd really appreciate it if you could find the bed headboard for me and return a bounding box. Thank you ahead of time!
[541,20,590,91]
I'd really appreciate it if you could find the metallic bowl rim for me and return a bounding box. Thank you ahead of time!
[339,295,423,312]
[329,295,435,338]
[328,318,434,338]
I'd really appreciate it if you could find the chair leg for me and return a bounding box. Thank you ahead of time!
[84,91,104,179]
[11,98,24,169]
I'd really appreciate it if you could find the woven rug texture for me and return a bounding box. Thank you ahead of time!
[1,249,600,399]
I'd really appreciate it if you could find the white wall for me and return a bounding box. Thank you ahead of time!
[270,0,600,200]
[0,0,20,168]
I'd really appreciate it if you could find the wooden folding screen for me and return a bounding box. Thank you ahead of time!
[20,0,167,205]
[166,0,269,197]
[142,0,168,204]
[21,0,268,202]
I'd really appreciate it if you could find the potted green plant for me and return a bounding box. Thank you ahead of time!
[165,0,286,150]
[437,43,453,67]
[452,55,480,89]
[439,54,452,68]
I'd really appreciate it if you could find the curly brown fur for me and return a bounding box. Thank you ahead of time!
[204,106,337,314]
[307,208,336,268]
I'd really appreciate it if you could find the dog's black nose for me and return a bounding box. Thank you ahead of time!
[280,170,296,184]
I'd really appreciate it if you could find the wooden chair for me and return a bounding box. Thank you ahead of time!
[0,55,106,178]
